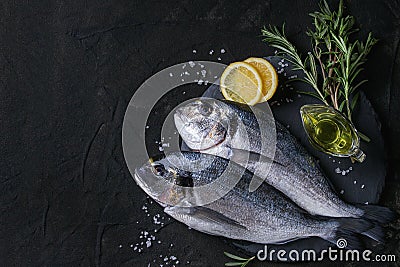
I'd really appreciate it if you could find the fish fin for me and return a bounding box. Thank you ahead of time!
[270,237,303,245]
[361,225,385,244]
[192,206,247,229]
[326,218,372,250]
[229,147,285,167]
[164,206,247,236]
[229,147,285,192]
[357,204,397,224]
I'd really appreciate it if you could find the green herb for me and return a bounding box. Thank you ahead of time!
[224,252,255,267]
[261,0,377,126]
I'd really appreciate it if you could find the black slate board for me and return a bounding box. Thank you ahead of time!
[141,55,386,260]
[179,56,386,258]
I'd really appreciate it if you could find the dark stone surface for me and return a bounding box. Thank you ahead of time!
[0,0,399,266]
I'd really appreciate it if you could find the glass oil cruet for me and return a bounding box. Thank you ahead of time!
[300,104,366,163]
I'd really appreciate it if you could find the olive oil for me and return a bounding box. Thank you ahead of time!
[300,104,366,162]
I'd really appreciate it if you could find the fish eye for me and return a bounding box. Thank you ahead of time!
[199,103,213,116]
[152,163,166,176]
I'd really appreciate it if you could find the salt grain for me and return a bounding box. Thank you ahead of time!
[192,49,197,53]
[221,48,226,53]
[209,49,214,55]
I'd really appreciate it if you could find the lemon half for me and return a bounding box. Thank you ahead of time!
[244,57,278,102]
[220,62,263,106]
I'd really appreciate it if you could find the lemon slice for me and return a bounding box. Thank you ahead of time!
[220,62,263,106]
[244,57,278,102]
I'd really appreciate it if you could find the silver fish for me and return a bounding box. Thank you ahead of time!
[174,99,394,224]
[135,152,372,247]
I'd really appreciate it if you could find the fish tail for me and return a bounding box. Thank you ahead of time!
[361,225,385,244]
[325,218,372,250]
[357,204,397,224]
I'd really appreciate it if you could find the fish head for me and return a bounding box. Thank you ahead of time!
[174,99,229,150]
[134,155,194,206]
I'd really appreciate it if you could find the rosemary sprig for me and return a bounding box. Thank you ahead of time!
[261,25,328,106]
[261,0,377,124]
[224,252,255,267]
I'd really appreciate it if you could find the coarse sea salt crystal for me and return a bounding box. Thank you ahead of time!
[340,189,345,194]
[361,184,365,189]
[193,49,197,53]
[188,61,195,68]
[169,73,173,77]
[217,57,221,61]
[221,48,226,53]
[209,49,214,55]
[146,241,152,248]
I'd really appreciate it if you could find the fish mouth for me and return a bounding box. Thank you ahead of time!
[134,165,167,204]
[134,163,184,207]
[174,111,227,150]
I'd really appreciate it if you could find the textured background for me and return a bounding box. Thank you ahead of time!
[0,0,399,266]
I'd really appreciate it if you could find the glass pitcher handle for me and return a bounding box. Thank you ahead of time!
[350,148,366,163]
